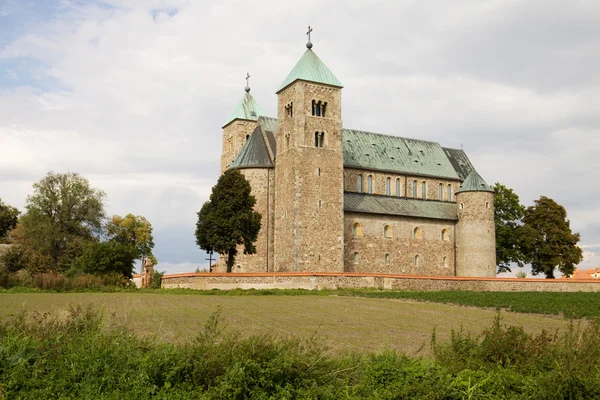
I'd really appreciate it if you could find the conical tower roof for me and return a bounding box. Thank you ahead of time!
[222,90,263,128]
[456,170,493,194]
[277,48,343,93]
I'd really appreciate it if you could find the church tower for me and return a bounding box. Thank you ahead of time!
[455,171,496,277]
[220,75,263,173]
[273,30,345,272]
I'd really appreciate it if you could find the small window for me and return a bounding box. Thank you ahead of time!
[353,252,359,264]
[322,102,327,117]
[395,178,401,197]
[441,229,449,241]
[413,227,422,240]
[386,178,391,195]
[414,255,420,266]
[438,183,443,200]
[384,225,392,238]
[485,201,490,209]
[412,180,417,198]
[314,132,319,147]
[384,253,390,265]
[317,168,321,176]
[422,181,426,200]
[447,184,452,202]
[286,135,290,149]
[367,175,373,194]
[318,200,322,208]
[460,203,464,210]
[311,100,316,116]
[352,222,363,236]
[319,132,324,147]
[246,134,250,141]
[357,175,363,193]
[442,256,448,268]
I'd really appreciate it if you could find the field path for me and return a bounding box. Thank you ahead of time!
[0,293,572,355]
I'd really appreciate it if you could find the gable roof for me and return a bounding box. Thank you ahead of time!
[277,49,343,93]
[229,126,273,169]
[222,91,263,128]
[455,170,493,193]
[442,147,475,180]
[344,193,458,221]
[342,129,461,179]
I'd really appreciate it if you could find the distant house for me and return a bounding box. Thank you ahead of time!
[563,268,600,280]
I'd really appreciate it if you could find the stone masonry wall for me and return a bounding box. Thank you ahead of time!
[274,81,344,272]
[220,120,258,173]
[456,191,496,277]
[344,168,461,201]
[344,212,455,275]
[162,272,600,292]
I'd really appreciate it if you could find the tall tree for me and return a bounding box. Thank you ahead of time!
[492,183,526,273]
[195,170,261,273]
[519,196,583,279]
[17,172,106,272]
[0,199,19,243]
[106,214,155,263]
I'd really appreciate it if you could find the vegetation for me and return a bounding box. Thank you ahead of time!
[195,170,261,272]
[0,198,19,243]
[1,305,599,399]
[492,183,526,273]
[107,213,156,264]
[520,196,583,278]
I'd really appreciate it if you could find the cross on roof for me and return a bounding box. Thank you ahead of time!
[245,72,250,92]
[306,26,313,49]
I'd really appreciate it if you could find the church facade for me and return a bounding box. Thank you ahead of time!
[215,39,496,277]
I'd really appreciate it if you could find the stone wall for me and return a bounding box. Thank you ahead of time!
[274,81,344,272]
[162,272,600,292]
[221,120,258,173]
[344,168,461,201]
[344,212,455,275]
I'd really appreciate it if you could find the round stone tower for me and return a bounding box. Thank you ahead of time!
[455,171,496,277]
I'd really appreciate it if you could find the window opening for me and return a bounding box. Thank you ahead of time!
[485,201,490,209]
[317,168,321,176]
[413,227,422,240]
[384,253,390,265]
[368,175,373,194]
[422,181,426,200]
[438,183,443,200]
[447,184,452,202]
[460,203,464,210]
[316,101,321,116]
[357,175,363,193]
[352,222,363,236]
[414,255,420,266]
[311,100,315,116]
[396,178,401,196]
[386,178,391,195]
[319,132,324,147]
[314,132,319,147]
[441,229,449,241]
[384,225,392,238]
[353,252,359,264]
[246,134,250,141]
[442,256,448,268]
[412,180,417,198]
[322,102,327,117]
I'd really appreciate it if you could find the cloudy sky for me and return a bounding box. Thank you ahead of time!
[1,0,599,275]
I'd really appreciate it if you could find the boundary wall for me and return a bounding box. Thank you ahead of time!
[162,272,600,292]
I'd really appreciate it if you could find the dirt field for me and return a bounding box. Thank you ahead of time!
[0,292,573,356]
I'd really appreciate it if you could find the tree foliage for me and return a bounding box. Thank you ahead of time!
[72,241,137,278]
[0,198,19,242]
[106,214,155,262]
[195,170,261,272]
[520,196,583,279]
[492,183,526,273]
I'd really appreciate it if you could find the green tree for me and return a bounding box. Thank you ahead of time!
[519,196,583,279]
[0,199,19,243]
[106,214,155,263]
[195,170,261,273]
[73,241,137,278]
[17,172,106,272]
[492,183,526,273]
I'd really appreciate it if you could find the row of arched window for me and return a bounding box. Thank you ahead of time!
[352,252,449,267]
[352,222,450,241]
[357,175,454,202]
[311,100,327,117]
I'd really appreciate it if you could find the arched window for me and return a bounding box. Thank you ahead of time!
[322,102,327,117]
[413,227,422,240]
[414,255,420,266]
[286,135,290,149]
[311,100,316,116]
[316,101,322,117]
[357,175,363,193]
[442,256,448,268]
[384,253,390,265]
[319,132,325,147]
[353,252,359,264]
[441,229,449,241]
[447,184,452,202]
[485,201,490,209]
[352,222,363,236]
[412,180,417,198]
[246,134,250,141]
[395,178,401,196]
[438,183,443,200]
[386,178,391,195]
[367,175,373,194]
[422,181,427,200]
[384,225,392,238]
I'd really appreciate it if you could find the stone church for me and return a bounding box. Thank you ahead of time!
[215,36,496,277]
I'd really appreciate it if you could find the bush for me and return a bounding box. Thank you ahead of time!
[72,241,137,278]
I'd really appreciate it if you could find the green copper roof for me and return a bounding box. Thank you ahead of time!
[342,129,461,179]
[277,49,343,93]
[455,170,493,194]
[229,126,273,169]
[442,148,474,180]
[222,91,264,128]
[345,193,458,221]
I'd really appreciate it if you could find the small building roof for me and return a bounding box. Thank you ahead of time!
[455,170,493,194]
[229,126,273,169]
[277,49,343,93]
[344,192,458,221]
[222,91,264,128]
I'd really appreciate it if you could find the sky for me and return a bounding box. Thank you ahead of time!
[0,0,599,276]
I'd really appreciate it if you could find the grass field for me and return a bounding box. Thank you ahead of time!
[0,292,574,355]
